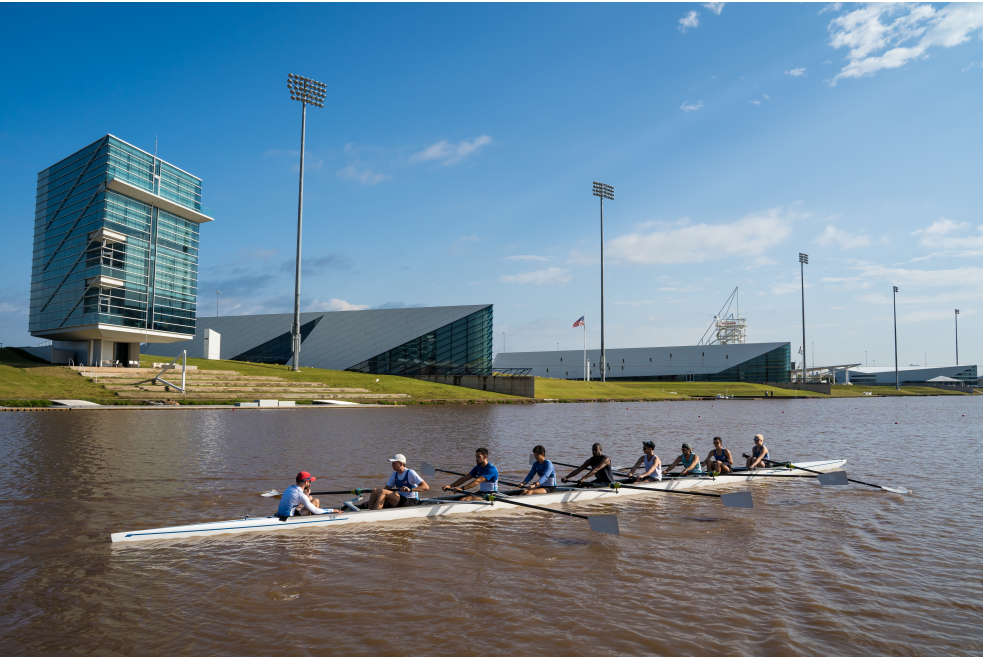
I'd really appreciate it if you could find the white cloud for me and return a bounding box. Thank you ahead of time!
[336,164,390,185]
[749,100,761,106]
[609,208,795,265]
[500,267,573,286]
[835,263,983,290]
[309,298,371,312]
[567,250,598,266]
[771,279,811,295]
[912,218,983,253]
[409,135,493,165]
[785,67,807,76]
[703,3,724,15]
[679,11,700,31]
[743,256,776,270]
[820,3,843,15]
[680,100,704,112]
[828,3,983,85]
[504,254,549,262]
[815,225,873,249]
[615,300,655,306]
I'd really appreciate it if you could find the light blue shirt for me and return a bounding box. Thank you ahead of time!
[525,459,556,487]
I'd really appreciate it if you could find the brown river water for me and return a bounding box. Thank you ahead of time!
[1,397,981,656]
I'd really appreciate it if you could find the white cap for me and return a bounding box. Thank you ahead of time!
[388,454,407,463]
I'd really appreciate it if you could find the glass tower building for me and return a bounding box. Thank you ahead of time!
[29,135,212,367]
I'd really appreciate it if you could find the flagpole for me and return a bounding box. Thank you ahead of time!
[583,312,587,381]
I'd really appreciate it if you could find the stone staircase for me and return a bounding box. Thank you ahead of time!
[72,367,410,402]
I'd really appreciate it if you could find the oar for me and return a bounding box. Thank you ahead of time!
[261,487,372,498]
[765,460,909,494]
[421,463,619,535]
[607,482,753,508]
[420,462,528,489]
[480,492,619,535]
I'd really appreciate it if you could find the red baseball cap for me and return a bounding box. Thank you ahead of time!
[296,471,316,483]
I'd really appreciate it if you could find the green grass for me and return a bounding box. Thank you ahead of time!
[829,384,971,397]
[534,379,824,400]
[0,348,119,402]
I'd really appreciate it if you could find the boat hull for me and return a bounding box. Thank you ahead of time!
[110,459,846,543]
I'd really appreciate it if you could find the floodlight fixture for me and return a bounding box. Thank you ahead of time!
[286,73,327,370]
[799,252,808,264]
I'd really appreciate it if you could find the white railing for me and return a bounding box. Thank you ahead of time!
[153,350,187,393]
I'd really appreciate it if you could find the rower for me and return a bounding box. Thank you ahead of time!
[742,434,770,469]
[442,448,499,501]
[366,454,429,510]
[519,445,557,495]
[561,443,615,486]
[277,471,339,517]
[626,441,662,482]
[703,436,734,475]
[663,443,704,477]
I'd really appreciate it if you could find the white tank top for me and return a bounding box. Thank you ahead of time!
[643,454,662,481]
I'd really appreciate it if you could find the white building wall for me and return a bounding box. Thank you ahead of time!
[494,342,788,379]
[836,364,978,384]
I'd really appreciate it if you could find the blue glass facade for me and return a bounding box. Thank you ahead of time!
[347,306,493,376]
[30,135,207,343]
[231,318,323,364]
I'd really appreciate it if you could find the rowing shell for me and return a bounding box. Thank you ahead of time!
[110,459,846,543]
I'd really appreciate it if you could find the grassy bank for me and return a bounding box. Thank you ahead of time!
[534,379,824,400]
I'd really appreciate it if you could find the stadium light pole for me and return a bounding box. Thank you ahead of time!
[287,73,326,371]
[216,291,220,317]
[955,309,960,365]
[593,182,614,382]
[893,286,900,390]
[799,253,808,383]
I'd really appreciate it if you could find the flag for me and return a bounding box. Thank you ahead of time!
[572,316,585,328]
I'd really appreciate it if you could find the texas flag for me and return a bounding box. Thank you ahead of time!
[572,316,585,328]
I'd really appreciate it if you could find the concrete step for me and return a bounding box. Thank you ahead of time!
[104,385,370,393]
[89,376,294,384]
[72,366,219,374]
[114,391,409,400]
[86,373,281,380]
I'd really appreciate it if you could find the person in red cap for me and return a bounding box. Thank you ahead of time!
[277,471,338,518]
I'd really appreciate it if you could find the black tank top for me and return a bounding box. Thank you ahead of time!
[590,454,615,483]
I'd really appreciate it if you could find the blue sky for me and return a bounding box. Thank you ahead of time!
[2,2,982,369]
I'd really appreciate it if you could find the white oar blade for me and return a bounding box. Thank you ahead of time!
[588,515,620,535]
[260,490,280,498]
[420,461,436,477]
[817,471,849,486]
[721,491,754,508]
[880,485,910,494]
[529,453,536,465]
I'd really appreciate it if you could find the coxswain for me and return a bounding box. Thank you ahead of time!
[519,445,557,495]
[742,434,770,469]
[277,471,338,517]
[703,436,734,474]
[626,441,662,482]
[663,443,704,477]
[366,454,429,509]
[561,443,615,486]
[442,448,499,501]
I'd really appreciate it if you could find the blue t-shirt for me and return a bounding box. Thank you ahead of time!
[525,459,556,487]
[468,463,499,492]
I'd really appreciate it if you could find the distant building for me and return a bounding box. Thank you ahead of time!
[142,305,493,375]
[834,365,978,385]
[494,342,790,382]
[29,135,212,366]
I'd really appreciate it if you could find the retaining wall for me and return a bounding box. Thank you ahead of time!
[412,375,535,398]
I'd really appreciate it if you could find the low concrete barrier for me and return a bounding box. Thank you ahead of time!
[412,375,535,398]
[766,382,832,395]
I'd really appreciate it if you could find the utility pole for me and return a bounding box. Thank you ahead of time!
[799,253,808,383]
[893,286,899,390]
[593,182,614,382]
[216,291,220,317]
[955,309,960,365]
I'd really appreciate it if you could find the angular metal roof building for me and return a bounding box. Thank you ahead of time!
[142,304,493,375]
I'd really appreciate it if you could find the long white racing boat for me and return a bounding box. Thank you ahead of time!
[110,459,849,543]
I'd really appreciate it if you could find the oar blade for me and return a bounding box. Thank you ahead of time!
[260,490,280,498]
[880,485,910,494]
[721,491,754,508]
[420,461,436,477]
[817,471,849,486]
[588,514,620,535]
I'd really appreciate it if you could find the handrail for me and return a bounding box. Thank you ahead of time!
[153,350,187,393]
